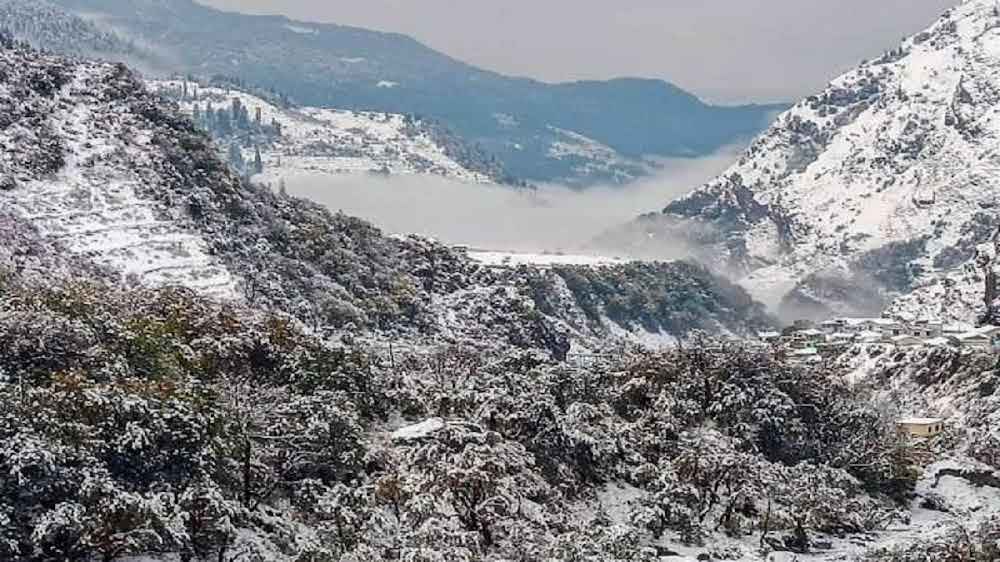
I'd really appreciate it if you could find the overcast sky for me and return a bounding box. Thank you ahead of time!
[198,0,955,103]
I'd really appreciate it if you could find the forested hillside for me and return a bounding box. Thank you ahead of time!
[0,262,919,560]
[0,33,774,358]
[149,79,520,186]
[40,0,783,186]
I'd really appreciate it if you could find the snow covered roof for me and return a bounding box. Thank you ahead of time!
[897,417,945,426]
[956,326,1000,340]
[758,331,781,339]
[391,418,445,442]
[944,322,974,333]
[833,317,902,328]
[796,329,825,337]
[790,347,819,356]
[925,336,957,347]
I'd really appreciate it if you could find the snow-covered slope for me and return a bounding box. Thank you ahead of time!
[638,0,1000,323]
[0,0,137,58]
[0,38,774,357]
[149,80,504,185]
[0,44,238,297]
[545,126,653,186]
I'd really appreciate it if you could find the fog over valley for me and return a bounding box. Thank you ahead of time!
[282,147,739,257]
[5,1,1000,561]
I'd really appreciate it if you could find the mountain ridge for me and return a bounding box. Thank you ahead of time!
[616,0,1000,324]
[35,0,785,186]
[0,33,775,358]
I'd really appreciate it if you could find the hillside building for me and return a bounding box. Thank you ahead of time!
[897,417,947,438]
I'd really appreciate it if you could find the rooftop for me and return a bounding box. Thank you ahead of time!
[897,417,945,426]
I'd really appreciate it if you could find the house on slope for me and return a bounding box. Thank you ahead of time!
[889,335,924,348]
[758,331,782,344]
[909,320,944,338]
[821,317,946,338]
[788,347,822,364]
[956,326,1000,351]
[926,336,961,348]
[896,417,948,439]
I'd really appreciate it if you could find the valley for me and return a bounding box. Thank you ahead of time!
[2,1,1000,561]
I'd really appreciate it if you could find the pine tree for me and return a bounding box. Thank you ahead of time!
[253,145,263,175]
[205,101,216,132]
[228,142,245,172]
[216,108,232,136]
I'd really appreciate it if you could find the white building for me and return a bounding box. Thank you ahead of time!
[956,326,1000,351]
[897,417,947,438]
[889,335,923,348]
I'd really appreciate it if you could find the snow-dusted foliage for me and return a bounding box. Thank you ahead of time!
[0,0,138,59]
[149,79,518,185]
[0,35,773,356]
[0,271,914,561]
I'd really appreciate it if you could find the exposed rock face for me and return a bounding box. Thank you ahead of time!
[632,1,1000,323]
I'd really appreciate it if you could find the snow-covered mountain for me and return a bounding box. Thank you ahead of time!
[0,42,238,298]
[628,0,1000,324]
[37,0,782,186]
[0,36,773,357]
[148,80,512,185]
[0,0,134,58]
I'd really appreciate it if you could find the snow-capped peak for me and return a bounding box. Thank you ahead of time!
[647,0,1000,323]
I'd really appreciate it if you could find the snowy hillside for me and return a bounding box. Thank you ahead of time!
[0,42,238,298]
[150,80,509,185]
[545,126,653,186]
[0,37,773,359]
[38,0,782,187]
[634,0,1000,323]
[0,0,138,59]
[468,249,629,269]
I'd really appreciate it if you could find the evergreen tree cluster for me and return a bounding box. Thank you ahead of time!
[0,265,918,560]
[161,81,277,177]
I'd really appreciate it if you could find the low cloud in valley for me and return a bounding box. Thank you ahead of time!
[282,149,739,256]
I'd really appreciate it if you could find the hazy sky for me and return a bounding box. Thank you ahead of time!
[198,0,955,103]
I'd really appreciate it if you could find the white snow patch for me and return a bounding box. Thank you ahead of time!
[391,418,445,442]
[284,24,318,35]
[468,249,629,268]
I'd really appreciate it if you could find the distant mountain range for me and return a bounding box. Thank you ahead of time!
[4,0,785,186]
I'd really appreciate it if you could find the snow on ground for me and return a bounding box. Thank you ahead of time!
[150,80,493,184]
[585,457,1000,561]
[3,65,238,298]
[546,125,650,182]
[390,418,446,442]
[604,318,679,349]
[467,249,629,268]
[283,24,318,35]
[664,0,1000,323]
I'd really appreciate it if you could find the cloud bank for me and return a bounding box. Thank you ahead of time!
[282,149,738,256]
